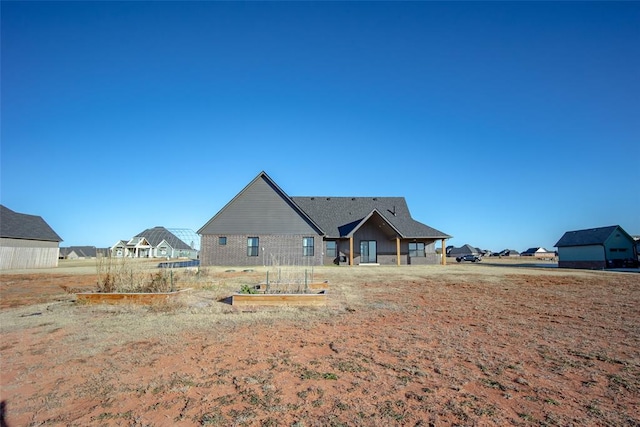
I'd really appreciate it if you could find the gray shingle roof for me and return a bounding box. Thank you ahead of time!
[135,226,193,250]
[61,246,98,257]
[554,225,626,247]
[291,196,450,239]
[0,205,62,242]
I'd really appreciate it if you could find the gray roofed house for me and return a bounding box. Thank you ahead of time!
[59,246,109,259]
[521,247,556,260]
[522,247,543,255]
[1,205,62,269]
[111,226,198,259]
[497,249,520,257]
[555,225,638,269]
[60,246,97,259]
[198,171,451,266]
[136,227,193,250]
[447,244,479,257]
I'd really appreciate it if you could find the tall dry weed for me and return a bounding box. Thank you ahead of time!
[96,255,176,293]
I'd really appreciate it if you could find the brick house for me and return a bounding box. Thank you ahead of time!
[198,171,451,266]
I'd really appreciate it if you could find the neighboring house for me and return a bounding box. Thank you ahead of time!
[555,225,638,269]
[498,249,520,256]
[0,205,63,269]
[494,249,520,257]
[198,171,451,266]
[521,247,556,260]
[448,244,480,257]
[111,227,198,259]
[59,246,108,259]
[111,240,129,258]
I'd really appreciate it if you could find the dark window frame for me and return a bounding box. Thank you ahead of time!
[303,237,314,257]
[326,241,337,258]
[409,242,426,257]
[247,237,259,257]
[219,237,227,246]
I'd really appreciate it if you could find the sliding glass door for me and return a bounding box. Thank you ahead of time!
[360,240,377,264]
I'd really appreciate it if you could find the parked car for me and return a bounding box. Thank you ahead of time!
[456,254,482,263]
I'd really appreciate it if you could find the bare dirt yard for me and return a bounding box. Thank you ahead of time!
[1,260,639,426]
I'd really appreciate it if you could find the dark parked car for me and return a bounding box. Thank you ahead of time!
[456,254,482,263]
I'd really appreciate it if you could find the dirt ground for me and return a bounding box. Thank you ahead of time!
[1,260,639,426]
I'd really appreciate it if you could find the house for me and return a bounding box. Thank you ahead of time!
[0,205,63,269]
[555,225,638,269]
[59,246,109,259]
[521,247,556,260]
[198,171,451,266]
[60,246,98,259]
[495,249,519,257]
[111,227,198,259]
[448,244,480,258]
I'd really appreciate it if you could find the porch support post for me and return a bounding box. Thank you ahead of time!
[441,239,447,265]
[396,238,401,266]
[349,237,354,266]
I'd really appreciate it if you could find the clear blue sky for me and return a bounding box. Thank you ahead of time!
[2,1,639,252]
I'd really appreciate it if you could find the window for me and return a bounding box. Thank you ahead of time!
[303,237,314,256]
[326,241,337,258]
[247,237,259,256]
[409,242,425,257]
[159,247,167,255]
[219,237,227,245]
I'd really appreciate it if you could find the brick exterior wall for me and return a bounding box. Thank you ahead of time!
[202,234,443,267]
[408,253,440,265]
[201,234,323,266]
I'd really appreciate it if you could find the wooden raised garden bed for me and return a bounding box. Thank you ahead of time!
[76,289,191,305]
[232,290,327,307]
[254,281,329,293]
